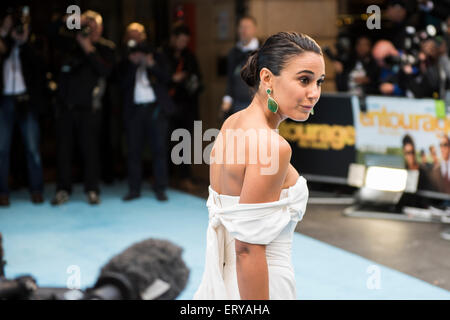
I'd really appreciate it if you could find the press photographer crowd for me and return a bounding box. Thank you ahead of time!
[0,0,449,208]
[0,6,204,206]
[328,0,450,100]
[326,0,450,200]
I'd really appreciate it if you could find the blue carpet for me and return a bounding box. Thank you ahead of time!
[1,183,449,300]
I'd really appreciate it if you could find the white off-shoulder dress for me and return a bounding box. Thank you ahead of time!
[193,176,309,300]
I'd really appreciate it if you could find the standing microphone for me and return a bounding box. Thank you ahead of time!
[85,238,190,300]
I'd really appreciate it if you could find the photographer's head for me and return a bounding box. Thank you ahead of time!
[385,0,407,23]
[124,22,153,66]
[125,22,147,44]
[372,40,399,67]
[241,32,324,123]
[419,38,440,62]
[170,24,190,52]
[81,10,103,43]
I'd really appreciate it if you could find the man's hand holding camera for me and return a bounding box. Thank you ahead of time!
[76,16,95,54]
[0,14,30,51]
[145,53,155,67]
[128,50,155,68]
[11,26,29,45]
[353,75,370,85]
[128,51,144,65]
[172,71,186,83]
[76,33,95,54]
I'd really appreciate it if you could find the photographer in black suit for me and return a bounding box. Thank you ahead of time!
[51,10,115,205]
[161,24,203,193]
[118,23,175,202]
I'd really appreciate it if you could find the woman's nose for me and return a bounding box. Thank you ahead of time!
[307,85,320,102]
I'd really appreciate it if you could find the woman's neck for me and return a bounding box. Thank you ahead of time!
[247,91,285,130]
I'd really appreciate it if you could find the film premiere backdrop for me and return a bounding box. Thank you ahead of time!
[279,93,450,204]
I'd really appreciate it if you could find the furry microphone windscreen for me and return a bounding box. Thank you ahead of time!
[99,238,190,300]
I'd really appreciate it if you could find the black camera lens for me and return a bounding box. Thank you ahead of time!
[127,40,152,54]
[80,25,91,37]
[384,55,401,66]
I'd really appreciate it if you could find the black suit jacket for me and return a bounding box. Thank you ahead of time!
[56,37,116,109]
[0,35,46,111]
[118,51,175,119]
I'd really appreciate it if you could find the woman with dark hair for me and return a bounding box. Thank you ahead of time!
[402,134,419,170]
[194,32,324,300]
[401,134,432,193]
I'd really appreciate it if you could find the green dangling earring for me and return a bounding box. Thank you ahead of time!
[267,88,278,113]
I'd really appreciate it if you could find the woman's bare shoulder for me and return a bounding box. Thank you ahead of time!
[220,110,245,130]
[238,132,292,204]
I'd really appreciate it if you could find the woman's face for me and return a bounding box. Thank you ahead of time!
[403,143,416,168]
[272,52,325,122]
[440,137,450,161]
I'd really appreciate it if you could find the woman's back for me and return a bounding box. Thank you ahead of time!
[210,107,299,198]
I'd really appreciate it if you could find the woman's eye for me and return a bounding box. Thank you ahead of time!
[317,79,324,86]
[299,77,309,84]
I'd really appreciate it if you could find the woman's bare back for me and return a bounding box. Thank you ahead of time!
[210,108,299,197]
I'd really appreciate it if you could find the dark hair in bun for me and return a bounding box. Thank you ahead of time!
[240,50,259,88]
[240,32,322,89]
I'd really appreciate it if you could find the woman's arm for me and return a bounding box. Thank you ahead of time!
[235,240,268,300]
[235,134,292,299]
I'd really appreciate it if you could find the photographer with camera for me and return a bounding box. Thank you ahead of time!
[0,8,45,207]
[372,39,413,96]
[51,10,115,206]
[118,23,175,202]
[333,35,380,95]
[373,34,449,99]
[160,24,203,193]
[401,37,450,99]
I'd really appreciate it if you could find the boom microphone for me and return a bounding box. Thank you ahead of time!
[0,275,37,300]
[87,238,190,300]
[2,237,189,300]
